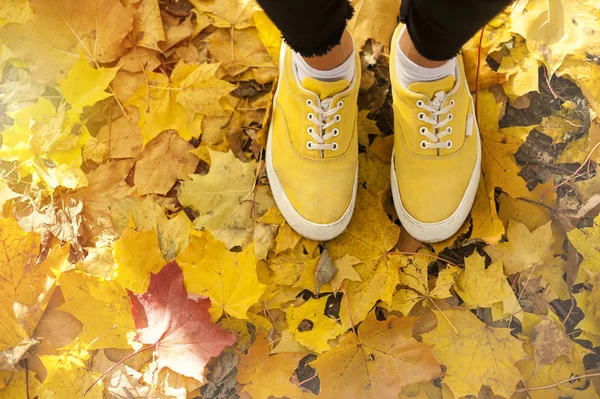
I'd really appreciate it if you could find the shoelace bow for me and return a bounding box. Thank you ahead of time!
[417,90,455,150]
[306,97,343,151]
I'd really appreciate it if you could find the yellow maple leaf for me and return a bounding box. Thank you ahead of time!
[60,56,119,114]
[57,270,136,349]
[498,38,540,100]
[484,220,554,275]
[422,309,526,398]
[178,149,274,249]
[454,252,512,308]
[391,250,461,315]
[0,218,69,351]
[285,296,346,353]
[236,333,305,399]
[112,227,166,293]
[568,213,600,282]
[0,0,135,83]
[37,342,103,398]
[124,61,233,145]
[111,196,192,261]
[330,254,362,292]
[177,232,266,320]
[311,312,441,399]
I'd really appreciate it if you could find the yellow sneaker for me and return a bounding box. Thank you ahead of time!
[266,42,360,241]
[389,25,481,243]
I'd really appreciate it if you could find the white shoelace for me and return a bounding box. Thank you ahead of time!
[305,98,343,151]
[416,91,455,150]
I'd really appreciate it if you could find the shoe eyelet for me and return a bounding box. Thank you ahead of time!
[419,127,427,135]
[333,128,340,136]
[306,141,314,149]
[447,113,453,120]
[338,101,344,107]
[449,100,455,106]
[308,127,315,134]
[418,112,425,120]
[308,113,314,121]
[332,142,339,151]
[446,141,453,149]
[306,99,312,106]
[420,141,428,149]
[335,115,342,122]
[446,127,453,134]
[416,100,424,107]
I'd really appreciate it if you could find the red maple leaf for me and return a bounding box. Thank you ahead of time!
[127,261,236,382]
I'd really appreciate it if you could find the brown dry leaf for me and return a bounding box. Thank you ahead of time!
[311,311,441,399]
[134,130,199,195]
[532,315,572,369]
[96,107,143,159]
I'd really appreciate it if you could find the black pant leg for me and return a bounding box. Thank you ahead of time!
[256,0,354,57]
[400,0,513,61]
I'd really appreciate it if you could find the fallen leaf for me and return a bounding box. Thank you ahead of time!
[347,0,401,50]
[484,220,554,275]
[134,130,199,195]
[37,342,103,398]
[311,311,441,399]
[0,370,39,399]
[0,0,135,82]
[128,261,236,383]
[57,270,135,349]
[178,149,274,249]
[112,227,166,293]
[285,296,346,353]
[532,315,572,369]
[568,213,600,282]
[330,254,362,292]
[236,333,304,399]
[422,309,526,398]
[392,250,461,315]
[60,56,119,114]
[177,232,267,320]
[454,252,512,308]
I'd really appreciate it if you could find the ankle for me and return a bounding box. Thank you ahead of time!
[302,30,354,70]
[399,27,448,68]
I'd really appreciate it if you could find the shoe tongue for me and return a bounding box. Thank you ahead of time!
[301,78,350,100]
[407,76,456,100]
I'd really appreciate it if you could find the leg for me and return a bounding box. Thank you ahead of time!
[258,0,361,240]
[390,0,511,243]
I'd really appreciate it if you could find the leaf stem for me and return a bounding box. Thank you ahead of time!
[388,251,459,267]
[83,344,155,396]
[517,372,600,393]
[340,283,357,336]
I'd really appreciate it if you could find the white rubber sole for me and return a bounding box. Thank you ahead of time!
[264,43,358,242]
[390,118,482,243]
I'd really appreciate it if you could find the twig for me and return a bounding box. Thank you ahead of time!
[83,344,156,396]
[298,373,319,386]
[388,251,459,267]
[25,359,30,399]
[517,372,600,393]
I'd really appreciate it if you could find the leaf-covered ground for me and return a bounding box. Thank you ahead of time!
[1,0,600,398]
